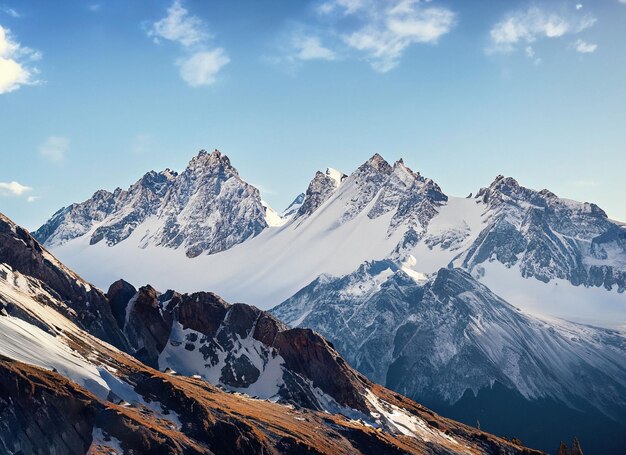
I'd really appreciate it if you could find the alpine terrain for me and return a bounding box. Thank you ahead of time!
[0,210,544,454]
[33,149,626,454]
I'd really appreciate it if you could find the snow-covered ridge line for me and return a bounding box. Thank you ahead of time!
[34,150,625,328]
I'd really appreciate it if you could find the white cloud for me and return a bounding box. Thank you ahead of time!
[0,181,31,196]
[27,195,40,203]
[488,6,596,54]
[39,136,69,162]
[177,49,229,87]
[149,0,207,47]
[576,4,583,10]
[0,24,41,94]
[291,35,336,61]
[574,39,597,53]
[148,1,228,87]
[310,0,456,73]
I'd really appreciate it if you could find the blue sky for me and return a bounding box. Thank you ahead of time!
[1,0,625,229]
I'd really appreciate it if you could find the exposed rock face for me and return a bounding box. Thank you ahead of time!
[34,150,267,258]
[123,285,174,368]
[459,175,626,291]
[119,284,371,412]
[89,169,177,247]
[32,189,117,247]
[368,159,447,235]
[153,150,267,257]
[106,279,137,329]
[0,213,129,351]
[274,328,368,412]
[296,168,346,219]
[0,356,98,455]
[305,154,447,236]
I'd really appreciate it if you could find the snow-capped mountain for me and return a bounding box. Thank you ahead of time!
[1,211,538,455]
[461,175,625,291]
[24,149,626,453]
[281,192,305,218]
[271,261,626,453]
[34,150,267,258]
[33,148,625,325]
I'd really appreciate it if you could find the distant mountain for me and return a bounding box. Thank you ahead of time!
[34,151,624,323]
[459,175,625,292]
[34,150,267,258]
[271,261,626,453]
[0,211,539,454]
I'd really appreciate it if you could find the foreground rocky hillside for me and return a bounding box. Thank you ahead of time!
[0,211,540,454]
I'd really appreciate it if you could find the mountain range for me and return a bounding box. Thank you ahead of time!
[0,210,542,454]
[29,149,626,453]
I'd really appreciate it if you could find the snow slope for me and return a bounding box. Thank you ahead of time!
[39,152,625,329]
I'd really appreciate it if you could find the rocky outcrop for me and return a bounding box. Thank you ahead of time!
[119,284,370,412]
[0,213,129,351]
[296,168,346,219]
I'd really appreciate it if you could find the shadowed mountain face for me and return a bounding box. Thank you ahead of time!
[0,210,541,454]
[272,262,626,454]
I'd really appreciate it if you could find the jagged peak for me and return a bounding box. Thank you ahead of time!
[325,167,347,186]
[361,153,392,173]
[187,148,234,173]
[392,159,421,184]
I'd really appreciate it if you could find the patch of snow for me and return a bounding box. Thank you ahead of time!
[90,427,124,454]
[478,261,626,332]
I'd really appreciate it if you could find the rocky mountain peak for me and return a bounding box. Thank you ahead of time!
[187,149,233,174]
[295,168,344,219]
[281,192,305,218]
[363,152,392,173]
[35,149,268,257]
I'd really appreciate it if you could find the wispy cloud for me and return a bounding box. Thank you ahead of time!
[27,195,40,203]
[39,136,69,162]
[0,24,41,94]
[0,181,32,196]
[291,35,336,61]
[277,0,456,73]
[574,39,597,53]
[488,6,596,55]
[148,0,228,87]
[1,6,20,18]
